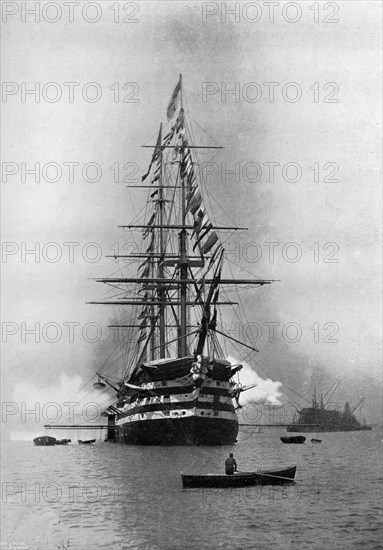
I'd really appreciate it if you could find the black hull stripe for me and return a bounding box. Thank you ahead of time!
[118,398,235,418]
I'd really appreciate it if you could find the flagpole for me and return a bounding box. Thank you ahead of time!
[180,73,183,110]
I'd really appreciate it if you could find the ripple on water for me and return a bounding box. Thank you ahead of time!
[1,430,382,550]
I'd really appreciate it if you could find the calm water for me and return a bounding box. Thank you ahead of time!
[1,428,382,550]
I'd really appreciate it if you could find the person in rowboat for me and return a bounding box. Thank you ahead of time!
[225,453,238,475]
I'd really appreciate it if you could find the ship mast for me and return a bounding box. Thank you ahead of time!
[89,75,276,373]
[178,75,188,356]
[157,123,166,358]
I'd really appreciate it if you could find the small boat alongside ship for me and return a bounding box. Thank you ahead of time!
[33,436,71,446]
[311,438,322,443]
[181,465,297,488]
[34,435,97,446]
[33,436,57,446]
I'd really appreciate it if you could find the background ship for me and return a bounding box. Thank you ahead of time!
[287,385,371,433]
[90,76,274,445]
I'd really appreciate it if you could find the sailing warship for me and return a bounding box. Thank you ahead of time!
[90,76,274,445]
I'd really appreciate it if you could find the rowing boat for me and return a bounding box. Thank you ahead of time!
[181,465,296,488]
[280,436,306,444]
[33,436,56,446]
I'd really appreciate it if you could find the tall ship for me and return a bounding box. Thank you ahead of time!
[287,386,371,433]
[90,76,274,445]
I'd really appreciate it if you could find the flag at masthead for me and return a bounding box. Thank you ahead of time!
[166,74,182,120]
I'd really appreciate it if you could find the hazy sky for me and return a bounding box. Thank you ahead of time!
[1,1,381,436]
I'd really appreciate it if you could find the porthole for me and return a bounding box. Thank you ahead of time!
[201,411,204,415]
[182,411,186,415]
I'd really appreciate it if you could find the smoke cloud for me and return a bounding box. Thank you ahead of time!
[6,373,114,441]
[228,356,282,406]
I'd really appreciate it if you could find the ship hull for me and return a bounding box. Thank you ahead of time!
[113,416,238,446]
[107,357,240,445]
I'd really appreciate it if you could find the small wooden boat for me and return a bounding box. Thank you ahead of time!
[280,436,306,444]
[311,438,322,443]
[181,466,296,488]
[55,439,71,445]
[33,436,57,446]
[78,439,96,445]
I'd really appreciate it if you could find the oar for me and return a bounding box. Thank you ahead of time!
[236,471,296,482]
[257,473,296,482]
